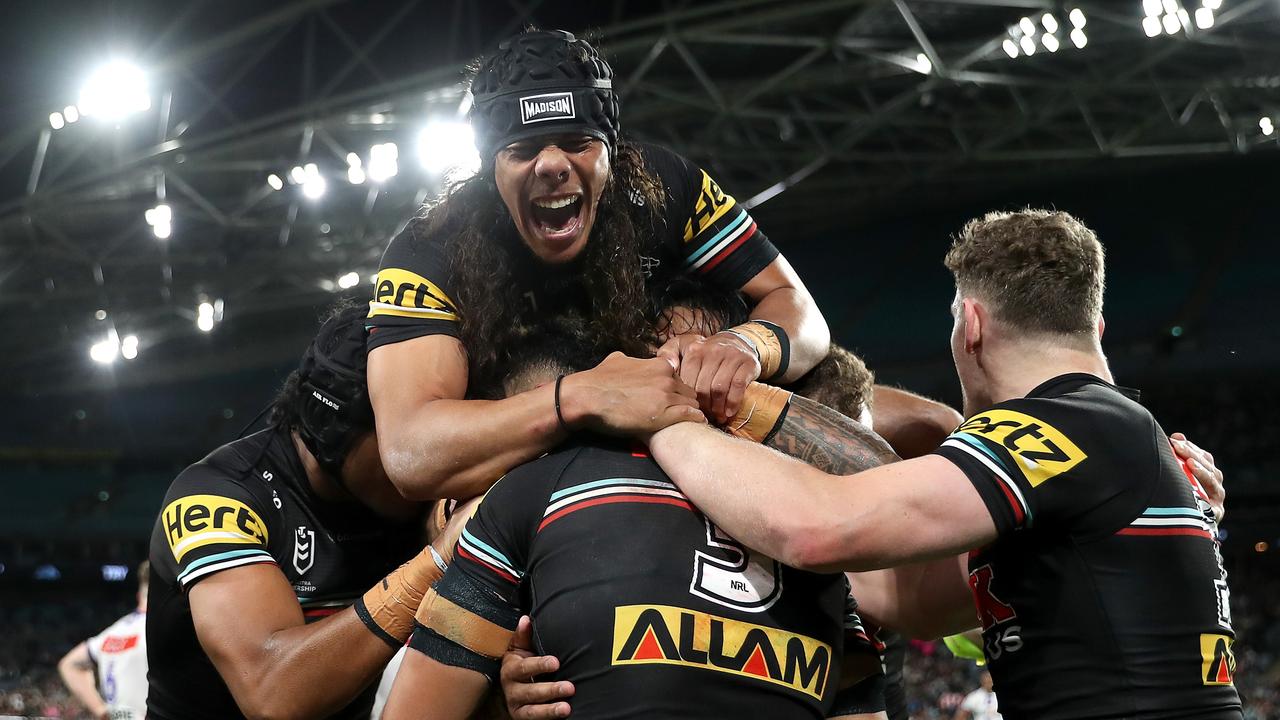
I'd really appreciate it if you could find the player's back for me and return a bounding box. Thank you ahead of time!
[940,374,1240,719]
[454,439,851,719]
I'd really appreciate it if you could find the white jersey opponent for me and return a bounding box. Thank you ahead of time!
[960,688,1002,720]
[86,610,148,720]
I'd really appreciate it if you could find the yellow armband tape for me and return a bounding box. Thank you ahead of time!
[726,382,793,444]
[415,588,514,660]
[726,321,788,380]
[356,546,445,647]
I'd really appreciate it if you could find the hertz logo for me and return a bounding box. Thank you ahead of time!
[1200,633,1236,686]
[163,494,269,563]
[611,605,831,700]
[368,268,458,322]
[683,170,737,243]
[955,409,1086,487]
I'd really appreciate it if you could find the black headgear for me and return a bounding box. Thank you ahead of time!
[295,304,374,480]
[470,29,620,164]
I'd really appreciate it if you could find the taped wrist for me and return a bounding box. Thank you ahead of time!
[355,547,445,648]
[725,382,793,444]
[727,321,790,380]
[409,570,519,681]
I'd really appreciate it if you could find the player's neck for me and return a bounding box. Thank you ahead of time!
[291,431,353,505]
[984,338,1112,405]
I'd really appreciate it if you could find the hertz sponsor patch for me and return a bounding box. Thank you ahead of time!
[1200,633,1236,686]
[682,170,737,243]
[163,494,269,563]
[954,409,1086,487]
[368,268,458,322]
[611,604,831,700]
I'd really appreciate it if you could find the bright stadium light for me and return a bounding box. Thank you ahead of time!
[911,52,932,74]
[1194,7,1214,29]
[418,121,481,176]
[1204,0,1221,9]
[1069,8,1086,28]
[77,60,150,120]
[1019,17,1036,36]
[197,301,215,332]
[1020,35,1036,55]
[1143,0,1163,16]
[346,152,366,184]
[64,105,80,123]
[49,112,65,130]
[1143,15,1162,36]
[300,163,326,199]
[337,271,360,289]
[1002,39,1019,58]
[89,330,120,364]
[346,152,361,167]
[1163,12,1181,34]
[121,335,139,360]
[144,204,172,239]
[1261,117,1274,136]
[1162,0,1178,14]
[1042,13,1059,33]
[1071,28,1088,48]
[267,173,283,191]
[368,142,399,182]
[1042,33,1060,52]
[289,166,307,184]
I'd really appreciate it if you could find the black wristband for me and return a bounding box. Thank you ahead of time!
[353,597,402,649]
[554,374,569,433]
[753,320,791,380]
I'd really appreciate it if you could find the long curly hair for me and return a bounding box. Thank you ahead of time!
[403,139,664,395]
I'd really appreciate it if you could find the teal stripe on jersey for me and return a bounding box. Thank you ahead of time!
[177,548,273,583]
[950,433,1010,473]
[1142,507,1203,517]
[460,528,515,570]
[683,210,750,266]
[549,476,676,502]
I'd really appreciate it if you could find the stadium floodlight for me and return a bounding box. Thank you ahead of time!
[267,174,284,191]
[337,271,360,289]
[77,60,150,120]
[1195,7,1214,29]
[1143,15,1162,36]
[346,152,361,168]
[1161,0,1178,14]
[121,335,139,360]
[913,53,932,74]
[144,204,172,239]
[1177,8,1191,29]
[1070,28,1088,48]
[300,163,326,199]
[89,330,120,364]
[1143,0,1163,17]
[1162,12,1181,34]
[289,166,307,184]
[49,112,65,130]
[1042,14,1059,34]
[1042,34,1060,52]
[1020,36,1036,55]
[1069,8,1087,28]
[1261,117,1275,136]
[1002,39,1019,58]
[348,166,366,184]
[1019,17,1036,36]
[1203,0,1221,9]
[64,105,80,123]
[368,142,399,182]
[418,121,481,177]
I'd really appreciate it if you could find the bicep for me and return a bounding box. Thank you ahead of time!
[381,648,487,720]
[368,335,470,414]
[189,563,303,686]
[739,255,806,301]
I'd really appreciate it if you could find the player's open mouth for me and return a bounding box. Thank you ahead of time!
[529,193,583,241]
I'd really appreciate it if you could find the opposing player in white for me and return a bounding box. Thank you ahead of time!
[58,562,149,720]
[955,671,1002,720]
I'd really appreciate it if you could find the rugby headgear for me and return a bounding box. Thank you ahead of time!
[295,304,374,480]
[470,29,619,164]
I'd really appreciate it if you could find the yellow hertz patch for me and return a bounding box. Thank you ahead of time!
[1200,634,1236,686]
[163,494,269,563]
[955,409,1086,487]
[611,604,831,700]
[682,170,738,243]
[368,268,458,321]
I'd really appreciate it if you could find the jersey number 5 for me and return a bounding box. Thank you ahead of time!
[689,518,783,612]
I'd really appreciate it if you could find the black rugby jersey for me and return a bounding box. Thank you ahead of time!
[366,142,780,351]
[934,373,1241,720]
[410,438,876,719]
[146,426,422,720]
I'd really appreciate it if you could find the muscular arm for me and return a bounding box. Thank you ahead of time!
[191,564,398,720]
[370,336,700,500]
[764,393,900,475]
[57,642,107,720]
[381,650,488,720]
[740,256,830,383]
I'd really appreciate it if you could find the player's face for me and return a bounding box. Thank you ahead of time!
[494,134,610,264]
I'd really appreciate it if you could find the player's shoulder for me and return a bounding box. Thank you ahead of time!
[163,430,275,506]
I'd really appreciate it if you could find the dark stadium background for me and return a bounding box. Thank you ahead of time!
[1,0,1277,717]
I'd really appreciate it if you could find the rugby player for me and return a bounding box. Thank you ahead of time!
[146,304,474,720]
[366,28,831,502]
[58,561,149,720]
[381,315,889,720]
[643,209,1241,718]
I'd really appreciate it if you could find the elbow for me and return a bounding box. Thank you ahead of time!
[383,452,447,501]
[238,689,318,720]
[774,510,849,574]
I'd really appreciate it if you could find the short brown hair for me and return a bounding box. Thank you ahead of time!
[945,209,1105,337]
[788,344,875,418]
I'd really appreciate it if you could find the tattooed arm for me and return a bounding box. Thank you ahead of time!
[763,393,900,475]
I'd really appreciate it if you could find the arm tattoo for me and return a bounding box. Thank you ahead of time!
[765,394,900,474]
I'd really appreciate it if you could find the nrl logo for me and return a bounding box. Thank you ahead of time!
[520,92,575,124]
[293,526,316,575]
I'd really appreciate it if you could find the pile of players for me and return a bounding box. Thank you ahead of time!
[118,28,1241,720]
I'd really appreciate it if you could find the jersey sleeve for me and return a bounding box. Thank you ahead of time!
[408,452,574,679]
[650,146,780,290]
[366,215,461,351]
[933,396,1121,536]
[155,464,276,591]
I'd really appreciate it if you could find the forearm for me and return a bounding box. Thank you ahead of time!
[764,393,900,475]
[381,385,562,500]
[57,648,106,717]
[749,286,830,383]
[848,555,977,639]
[227,609,398,720]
